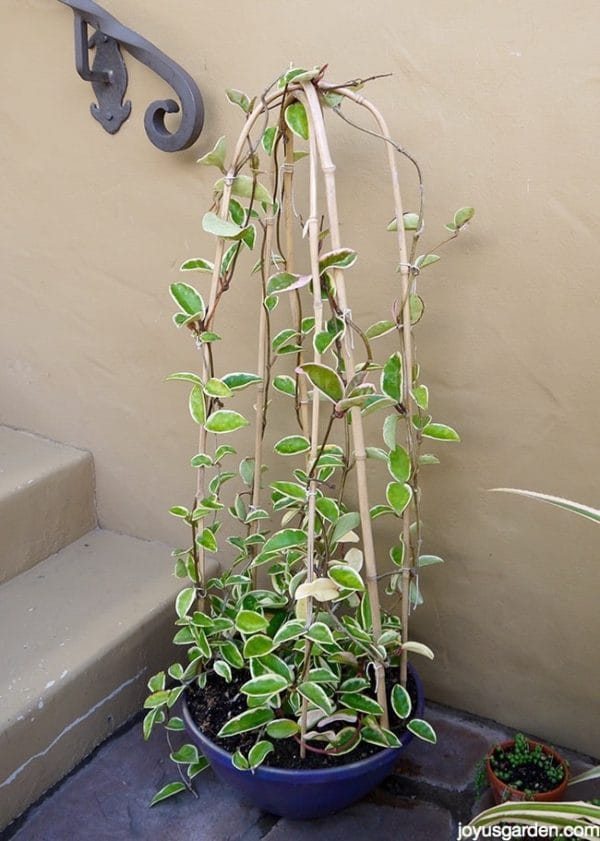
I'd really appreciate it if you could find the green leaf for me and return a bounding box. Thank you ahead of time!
[213,660,232,682]
[454,206,475,228]
[410,294,424,325]
[232,750,249,770]
[273,375,296,396]
[279,66,321,86]
[175,587,196,618]
[361,395,396,416]
[340,693,384,716]
[214,444,236,461]
[241,674,288,696]
[314,330,339,355]
[169,505,189,519]
[198,528,217,552]
[197,135,226,171]
[188,385,206,426]
[243,635,274,658]
[365,320,396,340]
[147,671,166,692]
[248,740,274,769]
[388,447,411,483]
[266,271,305,295]
[370,504,394,520]
[298,363,344,403]
[225,88,251,112]
[205,410,249,434]
[315,497,340,522]
[202,212,246,240]
[262,529,307,554]
[165,716,185,731]
[238,457,255,487]
[273,619,306,646]
[413,385,429,410]
[331,512,360,544]
[271,481,306,501]
[328,566,364,591]
[285,101,309,140]
[167,372,203,387]
[218,707,274,737]
[418,554,444,567]
[170,743,199,764]
[266,719,300,738]
[297,682,335,715]
[387,212,420,232]
[170,283,205,318]
[180,257,214,273]
[422,422,460,442]
[214,174,273,207]
[219,641,244,669]
[274,435,311,456]
[386,482,413,516]
[419,453,440,465]
[382,415,398,450]
[235,610,269,634]
[306,621,337,646]
[187,757,210,779]
[204,377,232,398]
[149,781,187,806]
[415,253,440,270]
[407,719,437,744]
[391,684,412,719]
[381,353,403,402]
[221,372,262,391]
[318,249,357,273]
[262,126,278,155]
[144,690,170,709]
[390,542,406,567]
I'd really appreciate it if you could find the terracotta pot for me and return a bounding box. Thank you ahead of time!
[486,738,569,804]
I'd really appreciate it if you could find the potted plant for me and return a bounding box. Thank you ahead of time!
[143,64,474,819]
[484,733,569,803]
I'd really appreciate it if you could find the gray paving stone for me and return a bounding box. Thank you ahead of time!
[262,800,453,841]
[7,722,261,841]
[392,704,510,792]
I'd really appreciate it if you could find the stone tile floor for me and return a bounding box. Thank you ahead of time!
[2,704,597,841]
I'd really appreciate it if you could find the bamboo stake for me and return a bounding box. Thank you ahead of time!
[249,142,279,587]
[335,89,417,687]
[298,86,325,757]
[283,129,311,437]
[303,83,389,726]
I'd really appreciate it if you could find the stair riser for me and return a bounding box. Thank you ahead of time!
[0,433,96,584]
[0,608,177,830]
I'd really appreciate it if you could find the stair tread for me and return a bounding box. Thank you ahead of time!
[0,529,181,725]
[0,426,90,499]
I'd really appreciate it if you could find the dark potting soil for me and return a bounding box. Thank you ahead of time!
[186,668,419,770]
[491,749,564,793]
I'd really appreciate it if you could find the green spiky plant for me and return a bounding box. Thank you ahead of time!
[143,64,474,805]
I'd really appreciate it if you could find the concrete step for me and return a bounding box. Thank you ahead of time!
[0,528,218,830]
[0,426,96,584]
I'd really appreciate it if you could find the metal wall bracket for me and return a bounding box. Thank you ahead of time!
[58,0,204,151]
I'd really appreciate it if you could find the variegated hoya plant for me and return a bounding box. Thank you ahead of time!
[143,65,474,804]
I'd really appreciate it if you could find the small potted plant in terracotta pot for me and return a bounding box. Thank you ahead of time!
[486,733,569,803]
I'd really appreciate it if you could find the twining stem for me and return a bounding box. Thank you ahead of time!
[336,87,419,687]
[303,82,388,726]
[298,86,326,757]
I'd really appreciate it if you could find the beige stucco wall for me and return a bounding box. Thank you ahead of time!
[2,1,599,755]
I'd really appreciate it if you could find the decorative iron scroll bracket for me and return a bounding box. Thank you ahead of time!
[58,0,204,152]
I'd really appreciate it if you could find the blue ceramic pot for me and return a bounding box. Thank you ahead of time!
[182,664,424,820]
